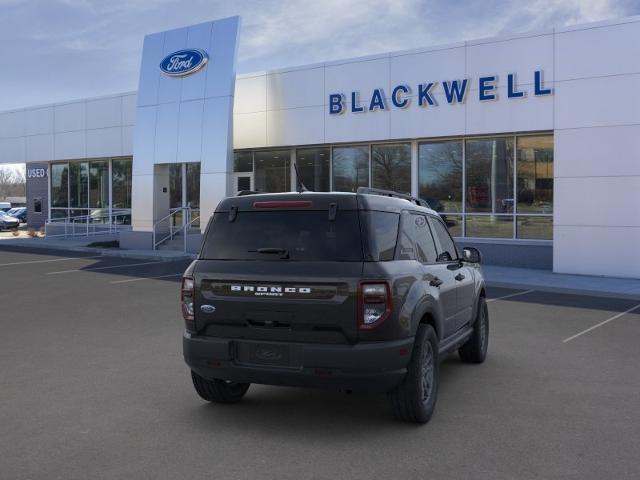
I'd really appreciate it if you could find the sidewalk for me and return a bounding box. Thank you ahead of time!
[0,236,196,261]
[483,265,640,300]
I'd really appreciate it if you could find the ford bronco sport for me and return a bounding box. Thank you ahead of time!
[182,188,488,423]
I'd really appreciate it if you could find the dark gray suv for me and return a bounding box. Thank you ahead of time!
[182,189,488,423]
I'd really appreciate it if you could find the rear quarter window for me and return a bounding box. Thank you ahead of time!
[360,211,400,261]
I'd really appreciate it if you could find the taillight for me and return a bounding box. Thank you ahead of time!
[358,282,392,330]
[181,276,195,331]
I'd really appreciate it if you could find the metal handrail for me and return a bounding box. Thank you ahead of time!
[153,207,191,250]
[45,211,132,239]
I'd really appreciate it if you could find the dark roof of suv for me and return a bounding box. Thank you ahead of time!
[215,191,438,216]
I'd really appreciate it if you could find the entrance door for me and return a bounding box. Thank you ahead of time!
[233,173,254,193]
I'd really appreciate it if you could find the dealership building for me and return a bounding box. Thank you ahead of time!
[1,15,639,278]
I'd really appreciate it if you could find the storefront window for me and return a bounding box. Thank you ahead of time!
[186,163,200,209]
[296,147,330,192]
[89,161,109,209]
[233,151,253,172]
[517,216,552,240]
[465,215,514,238]
[169,164,182,210]
[418,141,462,214]
[517,136,553,214]
[51,163,69,208]
[254,150,290,193]
[465,137,514,214]
[229,133,552,241]
[372,144,411,194]
[112,158,132,210]
[332,146,369,192]
[69,162,88,208]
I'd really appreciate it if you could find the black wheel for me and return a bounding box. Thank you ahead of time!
[190,370,250,404]
[387,324,439,424]
[458,296,489,363]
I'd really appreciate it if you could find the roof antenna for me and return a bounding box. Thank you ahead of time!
[292,161,310,193]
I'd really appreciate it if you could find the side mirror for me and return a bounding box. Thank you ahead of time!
[462,247,482,264]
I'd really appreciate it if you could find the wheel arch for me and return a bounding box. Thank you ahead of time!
[418,310,441,341]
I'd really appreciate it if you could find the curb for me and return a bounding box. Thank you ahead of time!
[0,240,196,262]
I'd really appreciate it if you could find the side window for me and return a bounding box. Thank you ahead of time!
[396,212,416,261]
[412,214,438,263]
[428,216,458,262]
[395,212,438,263]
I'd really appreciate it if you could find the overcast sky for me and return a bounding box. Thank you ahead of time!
[0,0,638,113]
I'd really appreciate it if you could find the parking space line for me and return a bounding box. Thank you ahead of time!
[562,303,640,343]
[0,255,102,267]
[487,289,535,303]
[47,261,161,275]
[110,273,183,284]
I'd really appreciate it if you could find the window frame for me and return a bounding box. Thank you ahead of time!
[428,214,460,263]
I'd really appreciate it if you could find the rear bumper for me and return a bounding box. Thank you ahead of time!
[183,332,414,392]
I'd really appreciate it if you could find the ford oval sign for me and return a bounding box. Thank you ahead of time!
[159,49,208,77]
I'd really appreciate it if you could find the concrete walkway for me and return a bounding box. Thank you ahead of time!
[483,265,640,300]
[0,236,196,261]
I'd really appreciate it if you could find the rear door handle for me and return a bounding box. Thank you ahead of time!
[455,273,465,281]
[429,277,443,287]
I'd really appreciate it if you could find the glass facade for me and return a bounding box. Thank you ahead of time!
[332,146,369,192]
[418,141,463,214]
[51,163,69,208]
[112,159,132,210]
[371,143,411,194]
[297,147,330,192]
[233,134,554,241]
[254,150,290,192]
[49,157,132,223]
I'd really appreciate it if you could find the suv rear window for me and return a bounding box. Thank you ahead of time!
[201,211,363,261]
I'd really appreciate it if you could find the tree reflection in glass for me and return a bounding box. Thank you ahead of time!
[372,144,411,194]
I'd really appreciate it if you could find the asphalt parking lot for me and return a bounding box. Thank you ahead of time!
[1,247,639,480]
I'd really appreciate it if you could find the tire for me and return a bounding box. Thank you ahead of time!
[190,370,250,404]
[458,296,489,363]
[387,324,439,424]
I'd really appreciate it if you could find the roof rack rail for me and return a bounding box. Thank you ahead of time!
[356,187,431,209]
[236,190,262,196]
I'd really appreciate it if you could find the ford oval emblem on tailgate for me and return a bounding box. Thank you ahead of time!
[200,304,216,314]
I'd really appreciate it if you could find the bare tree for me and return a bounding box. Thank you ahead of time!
[0,167,26,199]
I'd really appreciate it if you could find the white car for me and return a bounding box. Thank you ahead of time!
[0,212,20,230]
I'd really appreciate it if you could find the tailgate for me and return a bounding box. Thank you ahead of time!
[193,260,363,344]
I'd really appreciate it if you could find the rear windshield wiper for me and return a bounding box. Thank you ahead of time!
[249,247,290,259]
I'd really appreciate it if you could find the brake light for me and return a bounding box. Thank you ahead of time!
[181,276,195,331]
[358,282,392,330]
[253,201,312,209]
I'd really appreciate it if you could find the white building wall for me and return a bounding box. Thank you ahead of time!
[553,18,640,278]
[0,92,136,164]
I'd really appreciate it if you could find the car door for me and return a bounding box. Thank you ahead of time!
[398,211,458,338]
[427,215,475,330]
